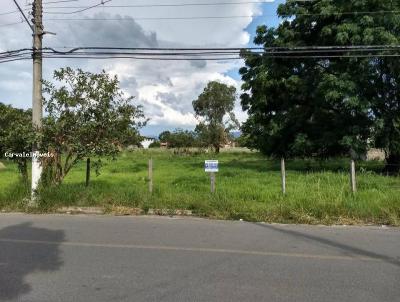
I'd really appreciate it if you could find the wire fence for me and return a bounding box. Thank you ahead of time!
[139,154,400,195]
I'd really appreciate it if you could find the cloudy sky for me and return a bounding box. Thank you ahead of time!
[0,0,282,136]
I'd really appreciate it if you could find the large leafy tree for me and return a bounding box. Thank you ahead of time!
[41,67,145,185]
[240,0,400,168]
[193,81,239,153]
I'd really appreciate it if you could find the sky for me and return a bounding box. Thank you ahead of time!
[0,0,284,136]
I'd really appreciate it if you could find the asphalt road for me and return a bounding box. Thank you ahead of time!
[0,214,399,302]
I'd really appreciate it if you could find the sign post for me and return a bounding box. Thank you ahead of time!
[148,158,153,194]
[205,160,218,193]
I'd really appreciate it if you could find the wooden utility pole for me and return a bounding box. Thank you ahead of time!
[30,0,43,202]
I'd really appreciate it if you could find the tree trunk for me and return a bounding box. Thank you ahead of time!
[384,152,400,174]
[215,144,220,154]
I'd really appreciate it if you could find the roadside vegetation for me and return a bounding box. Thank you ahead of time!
[1,1,400,227]
[1,149,399,226]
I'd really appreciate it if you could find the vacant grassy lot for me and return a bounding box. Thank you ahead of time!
[0,149,399,225]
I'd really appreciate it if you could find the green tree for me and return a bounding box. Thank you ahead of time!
[0,103,34,182]
[168,129,196,149]
[41,67,145,185]
[240,0,399,168]
[148,141,161,148]
[159,131,172,143]
[158,129,196,150]
[192,81,239,153]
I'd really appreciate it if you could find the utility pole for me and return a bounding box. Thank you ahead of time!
[30,0,43,203]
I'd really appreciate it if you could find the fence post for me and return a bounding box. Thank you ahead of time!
[85,158,90,187]
[148,158,153,194]
[350,159,356,193]
[281,158,286,195]
[210,172,216,193]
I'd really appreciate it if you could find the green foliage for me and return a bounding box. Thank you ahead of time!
[0,103,34,181]
[158,129,196,149]
[234,134,250,148]
[149,141,161,148]
[240,0,400,166]
[158,131,171,143]
[193,81,239,153]
[41,67,146,184]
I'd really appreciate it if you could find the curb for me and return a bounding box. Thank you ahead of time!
[55,207,193,217]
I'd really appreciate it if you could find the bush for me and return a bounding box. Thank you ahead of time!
[149,141,161,148]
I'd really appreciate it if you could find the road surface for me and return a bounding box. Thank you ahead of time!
[0,214,399,302]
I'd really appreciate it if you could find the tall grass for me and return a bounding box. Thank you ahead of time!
[0,149,399,225]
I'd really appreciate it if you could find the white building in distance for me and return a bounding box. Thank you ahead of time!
[141,138,155,149]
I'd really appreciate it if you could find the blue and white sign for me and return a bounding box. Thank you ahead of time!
[205,160,219,173]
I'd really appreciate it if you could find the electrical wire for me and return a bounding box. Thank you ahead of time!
[0,20,24,27]
[44,15,258,21]
[1,45,400,64]
[43,1,282,14]
[12,0,34,32]
[43,0,80,4]
[63,0,112,14]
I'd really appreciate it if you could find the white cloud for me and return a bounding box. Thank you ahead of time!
[0,0,274,133]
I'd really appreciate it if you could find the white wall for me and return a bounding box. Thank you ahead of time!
[141,139,155,149]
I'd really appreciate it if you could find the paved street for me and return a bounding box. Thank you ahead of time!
[0,214,399,302]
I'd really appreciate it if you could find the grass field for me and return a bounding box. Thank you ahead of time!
[0,149,399,225]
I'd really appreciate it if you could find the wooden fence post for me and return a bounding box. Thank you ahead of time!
[210,172,216,193]
[148,158,153,194]
[350,159,357,193]
[85,158,90,187]
[281,158,286,195]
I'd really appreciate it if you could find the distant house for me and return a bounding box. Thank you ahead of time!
[160,142,168,148]
[141,137,155,149]
[223,138,237,149]
[367,148,385,161]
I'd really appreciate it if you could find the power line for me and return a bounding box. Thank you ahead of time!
[43,0,80,4]
[42,45,400,55]
[42,9,400,22]
[2,0,268,16]
[0,10,26,16]
[44,15,260,21]
[2,45,400,53]
[2,3,400,18]
[63,0,112,14]
[2,45,400,55]
[43,55,243,60]
[1,45,400,64]
[44,1,277,14]
[2,52,398,64]
[0,57,31,63]
[0,20,24,27]
[12,0,34,32]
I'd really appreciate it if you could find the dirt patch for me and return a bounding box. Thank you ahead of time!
[108,206,144,216]
[56,207,104,215]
